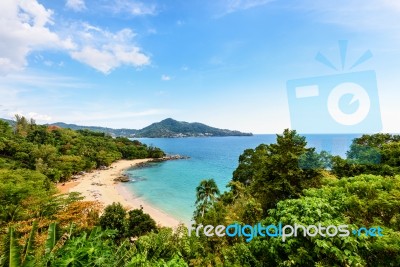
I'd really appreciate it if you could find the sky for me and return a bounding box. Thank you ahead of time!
[0,0,399,134]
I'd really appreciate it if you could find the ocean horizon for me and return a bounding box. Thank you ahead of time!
[123,134,360,223]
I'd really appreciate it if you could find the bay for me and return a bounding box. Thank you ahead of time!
[124,134,359,223]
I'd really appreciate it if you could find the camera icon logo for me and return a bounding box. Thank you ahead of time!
[287,41,382,134]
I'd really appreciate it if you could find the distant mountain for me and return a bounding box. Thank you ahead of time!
[1,118,252,138]
[47,122,138,137]
[0,118,15,127]
[134,118,252,138]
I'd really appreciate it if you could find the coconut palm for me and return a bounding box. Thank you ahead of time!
[195,179,220,218]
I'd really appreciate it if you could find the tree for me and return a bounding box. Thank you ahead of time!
[0,120,12,136]
[238,129,323,213]
[195,179,220,219]
[243,174,400,267]
[232,146,268,185]
[99,203,126,237]
[126,208,157,237]
[147,146,165,158]
[0,169,52,224]
[332,133,400,177]
[14,114,29,137]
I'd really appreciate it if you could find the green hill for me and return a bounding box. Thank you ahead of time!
[135,118,252,138]
[47,122,138,137]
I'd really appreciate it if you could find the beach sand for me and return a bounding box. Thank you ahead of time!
[57,159,181,228]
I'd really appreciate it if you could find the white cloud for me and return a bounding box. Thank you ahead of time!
[44,60,53,66]
[69,25,150,74]
[70,47,118,74]
[109,0,158,16]
[383,0,400,10]
[66,0,86,12]
[0,87,54,123]
[27,112,52,121]
[0,73,88,124]
[69,109,166,122]
[0,0,150,75]
[217,0,274,16]
[289,0,400,32]
[6,110,51,122]
[0,0,74,75]
[161,74,171,81]
[2,72,92,89]
[0,71,172,128]
[147,28,157,34]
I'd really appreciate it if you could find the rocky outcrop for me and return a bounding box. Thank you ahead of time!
[151,154,190,162]
[113,174,130,182]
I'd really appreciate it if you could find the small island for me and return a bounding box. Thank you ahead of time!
[133,118,253,138]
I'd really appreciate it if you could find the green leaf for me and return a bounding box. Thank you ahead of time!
[22,221,37,260]
[45,222,57,255]
[5,227,22,267]
[21,220,38,267]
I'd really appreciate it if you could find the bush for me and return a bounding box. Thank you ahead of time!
[126,208,157,237]
[99,202,126,237]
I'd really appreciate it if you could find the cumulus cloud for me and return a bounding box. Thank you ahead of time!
[0,0,74,75]
[66,0,86,11]
[0,0,150,75]
[69,25,150,74]
[26,112,52,121]
[5,110,52,122]
[161,74,171,81]
[0,87,53,123]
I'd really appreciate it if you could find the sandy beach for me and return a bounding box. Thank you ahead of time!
[57,159,181,228]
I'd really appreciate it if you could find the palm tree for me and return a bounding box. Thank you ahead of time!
[195,179,220,218]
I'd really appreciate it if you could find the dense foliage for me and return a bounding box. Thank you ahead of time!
[99,202,157,239]
[232,129,325,213]
[332,133,400,177]
[0,116,164,183]
[1,125,400,266]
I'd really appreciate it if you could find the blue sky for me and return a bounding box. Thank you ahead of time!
[0,0,399,133]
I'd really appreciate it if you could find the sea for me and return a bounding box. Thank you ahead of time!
[123,134,360,224]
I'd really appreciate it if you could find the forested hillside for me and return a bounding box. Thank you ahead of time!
[46,122,137,138]
[0,116,164,182]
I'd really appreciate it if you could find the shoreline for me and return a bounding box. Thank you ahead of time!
[57,159,181,228]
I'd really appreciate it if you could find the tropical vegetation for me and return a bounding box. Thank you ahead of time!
[1,118,399,266]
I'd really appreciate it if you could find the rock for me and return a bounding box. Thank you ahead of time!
[151,154,190,162]
[135,162,151,168]
[91,182,104,186]
[113,174,130,182]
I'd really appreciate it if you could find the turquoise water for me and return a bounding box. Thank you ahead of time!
[124,134,359,223]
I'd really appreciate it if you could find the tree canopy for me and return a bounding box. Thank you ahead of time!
[0,117,164,182]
